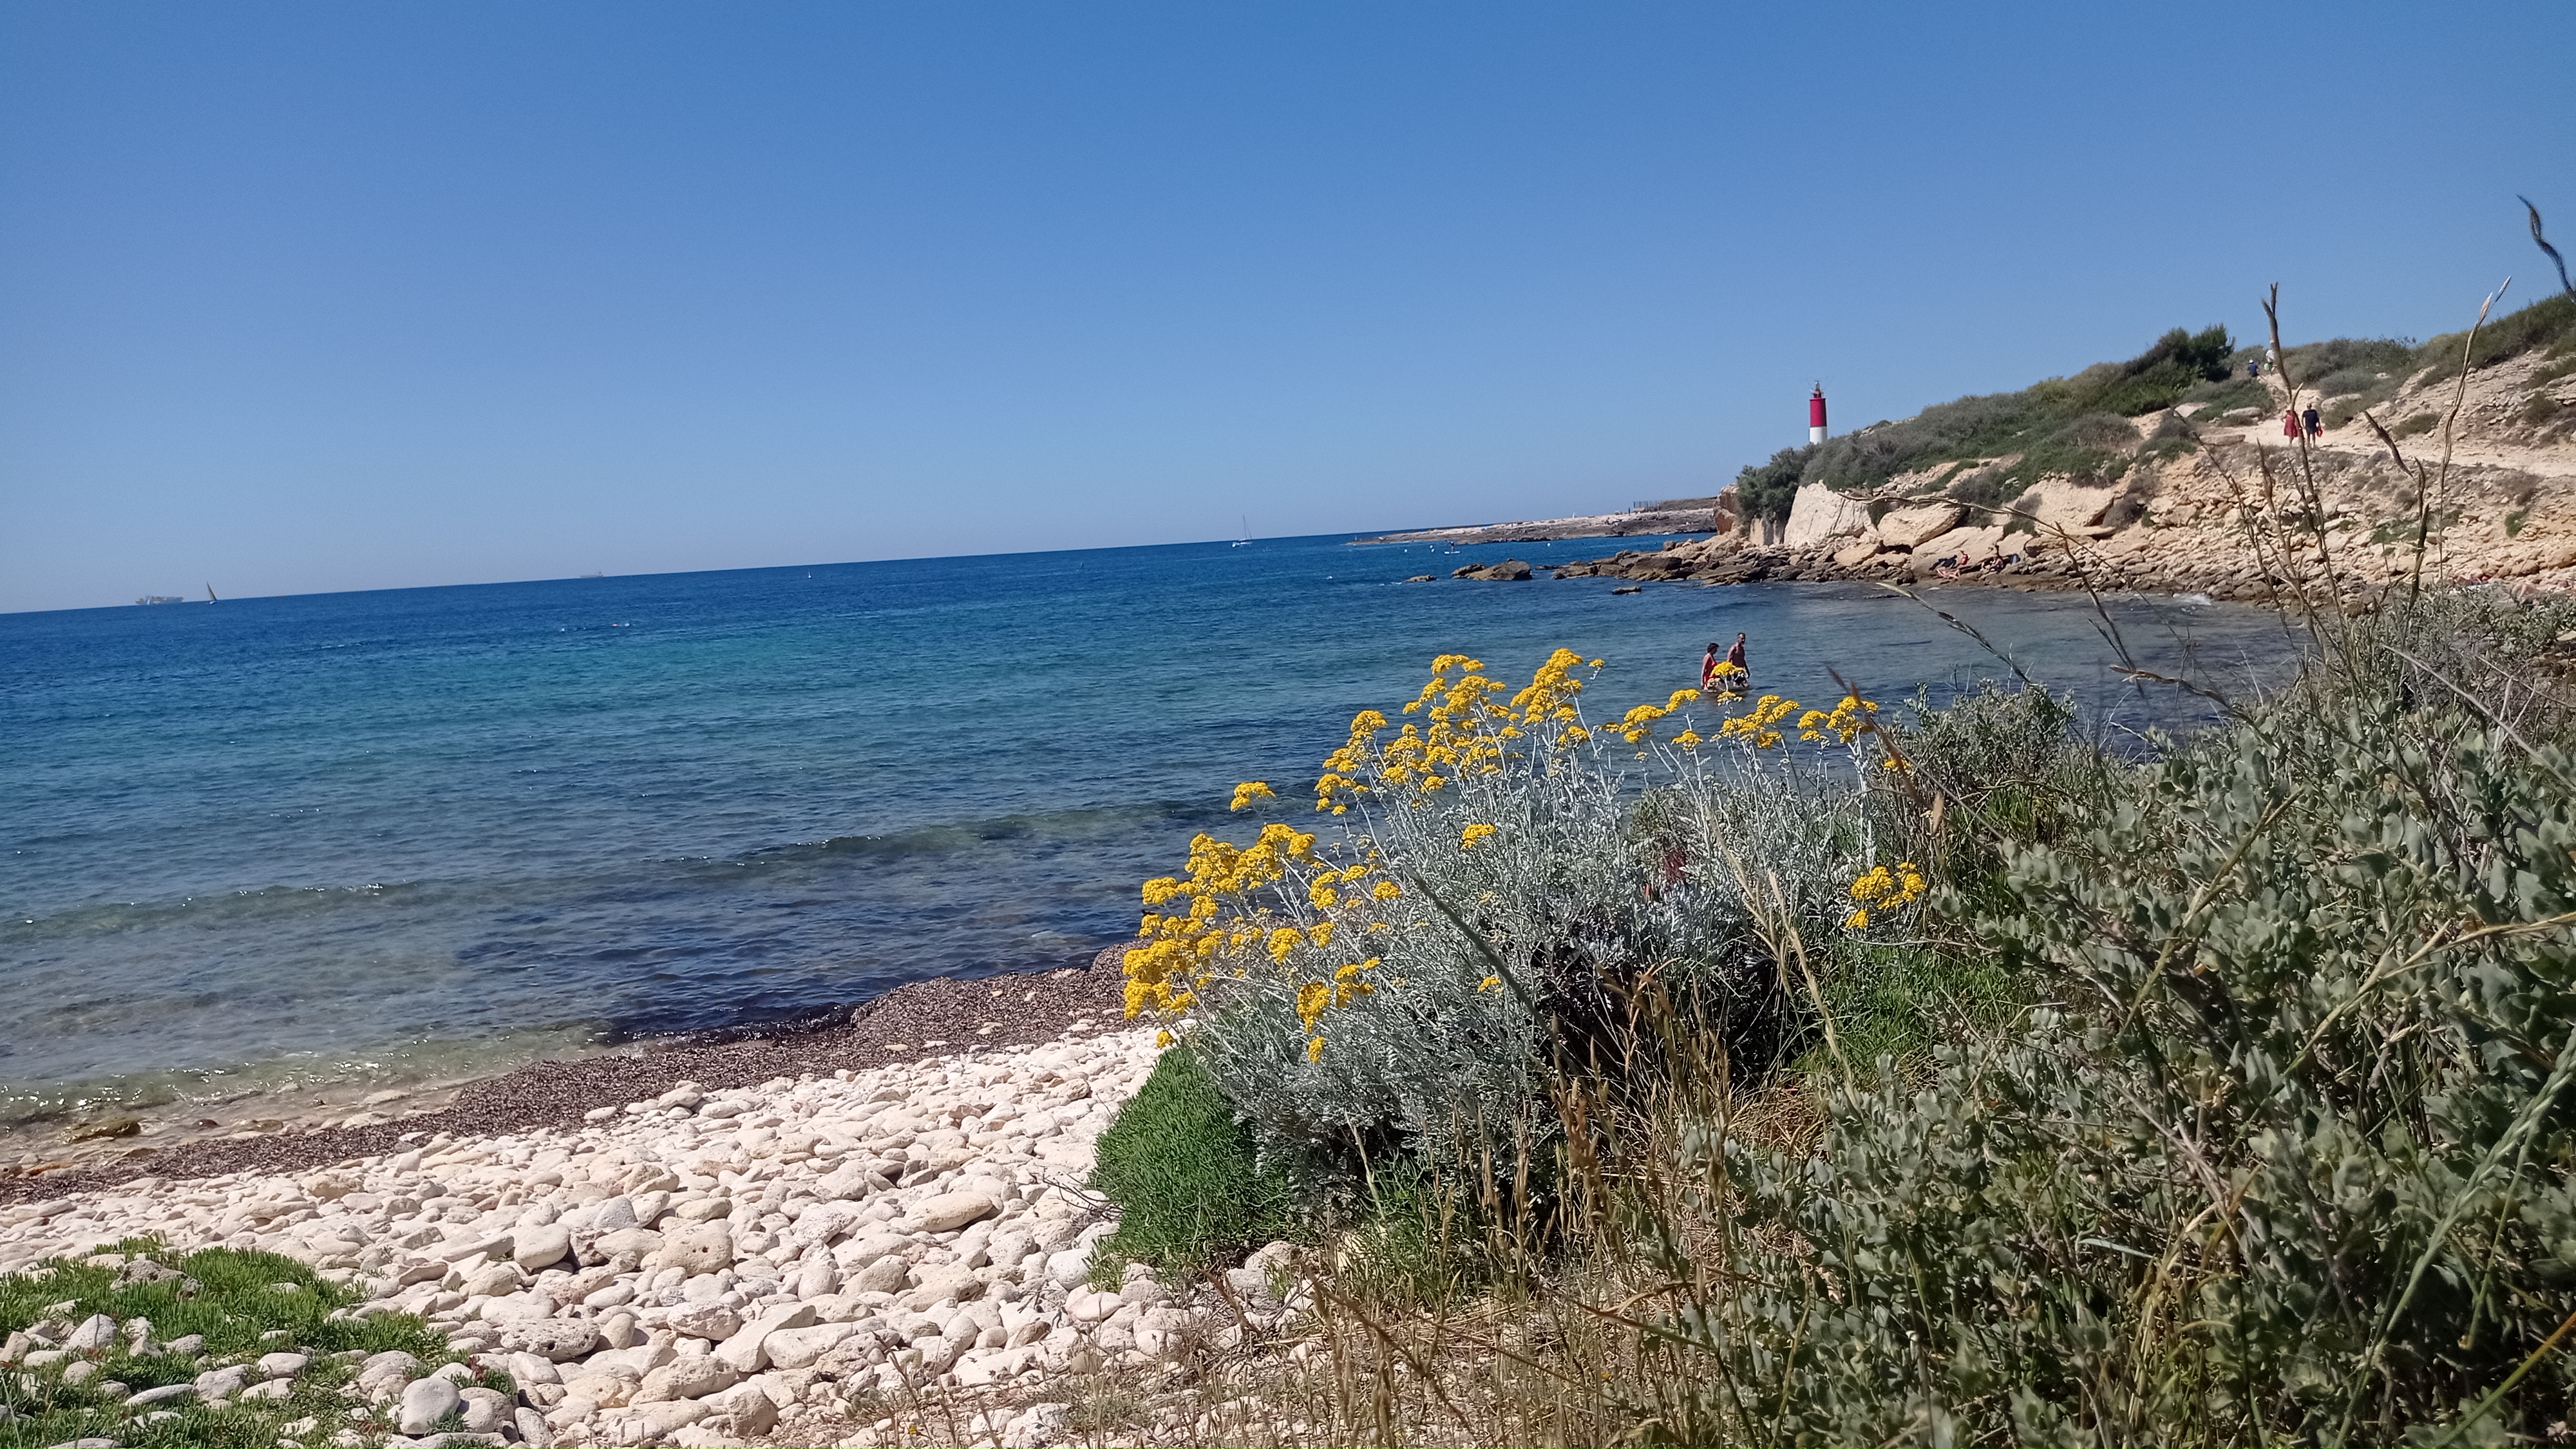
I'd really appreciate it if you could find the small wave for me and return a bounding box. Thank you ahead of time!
[5,879,437,940]
[724,799,1214,871]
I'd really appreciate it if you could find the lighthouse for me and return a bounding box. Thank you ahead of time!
[1808,383,1828,446]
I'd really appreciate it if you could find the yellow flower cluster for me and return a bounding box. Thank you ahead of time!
[1510,648,1592,735]
[1316,650,1611,811]
[1844,860,1928,929]
[1131,649,1622,1062]
[1297,958,1381,1060]
[1125,821,1320,1016]
[1315,710,1388,814]
[1705,662,1748,701]
[1615,688,1705,744]
[1797,693,1879,745]
[1718,694,1801,749]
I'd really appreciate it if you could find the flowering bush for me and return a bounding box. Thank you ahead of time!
[1119,648,1923,1187]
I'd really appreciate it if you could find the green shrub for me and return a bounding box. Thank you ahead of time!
[1549,596,2576,1446]
[1732,444,1814,526]
[1088,1046,1298,1274]
[2412,290,2576,386]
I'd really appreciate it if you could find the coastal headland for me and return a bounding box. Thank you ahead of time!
[1379,304,2576,601]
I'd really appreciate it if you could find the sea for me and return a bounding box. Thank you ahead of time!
[0,533,2305,1127]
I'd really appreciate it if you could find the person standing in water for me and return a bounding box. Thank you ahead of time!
[1705,632,1748,693]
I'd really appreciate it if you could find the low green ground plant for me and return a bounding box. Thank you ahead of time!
[1086,1045,1296,1276]
[0,1240,462,1449]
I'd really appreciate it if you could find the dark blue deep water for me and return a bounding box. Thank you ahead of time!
[0,535,2300,1115]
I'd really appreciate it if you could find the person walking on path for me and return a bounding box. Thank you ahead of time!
[2302,404,2322,440]
[2283,407,2303,440]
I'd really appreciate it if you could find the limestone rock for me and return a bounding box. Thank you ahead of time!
[667,1300,742,1341]
[513,1224,571,1273]
[457,1385,510,1434]
[654,1222,733,1276]
[1879,502,1965,550]
[759,1322,858,1371]
[635,1355,739,1403]
[911,1191,999,1235]
[902,1262,984,1311]
[591,1226,663,1269]
[398,1374,461,1435]
[850,1255,911,1294]
[1782,483,1871,548]
[713,1303,816,1374]
[500,1319,600,1362]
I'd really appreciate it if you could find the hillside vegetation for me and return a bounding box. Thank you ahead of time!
[1734,291,2576,524]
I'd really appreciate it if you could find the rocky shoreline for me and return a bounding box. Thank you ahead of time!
[3,963,1130,1205]
[0,992,1326,1449]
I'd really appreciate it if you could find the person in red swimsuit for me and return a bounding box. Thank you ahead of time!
[2283,408,2302,440]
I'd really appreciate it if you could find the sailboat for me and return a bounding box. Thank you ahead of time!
[205,583,218,603]
[1231,515,1252,547]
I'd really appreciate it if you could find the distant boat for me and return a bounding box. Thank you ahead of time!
[205,583,218,603]
[1231,515,1252,547]
[135,594,184,605]
[580,571,605,579]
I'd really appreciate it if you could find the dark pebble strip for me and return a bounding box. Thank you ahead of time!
[0,954,1133,1204]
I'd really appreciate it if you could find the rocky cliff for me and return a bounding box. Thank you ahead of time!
[1557,341,2576,600]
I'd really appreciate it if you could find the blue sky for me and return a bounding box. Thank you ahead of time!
[4,2,2571,612]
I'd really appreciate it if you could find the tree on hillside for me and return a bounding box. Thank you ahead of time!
[1736,444,1815,526]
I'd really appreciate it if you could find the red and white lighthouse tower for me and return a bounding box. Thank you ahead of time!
[1808,382,1828,446]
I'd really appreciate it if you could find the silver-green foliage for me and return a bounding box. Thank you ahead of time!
[1634,677,2576,1443]
[1179,659,1900,1188]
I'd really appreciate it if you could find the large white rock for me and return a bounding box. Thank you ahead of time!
[1879,502,1965,550]
[607,1399,709,1443]
[712,1303,816,1374]
[902,1262,984,1311]
[654,1222,732,1276]
[759,1322,858,1371]
[1781,483,1870,548]
[500,1319,599,1362]
[666,1301,742,1341]
[2012,478,2117,533]
[634,1355,738,1403]
[513,1224,572,1273]
[1911,525,2011,567]
[909,1191,998,1235]
[397,1375,460,1436]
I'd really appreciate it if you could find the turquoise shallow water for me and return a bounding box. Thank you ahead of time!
[0,535,2301,1115]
